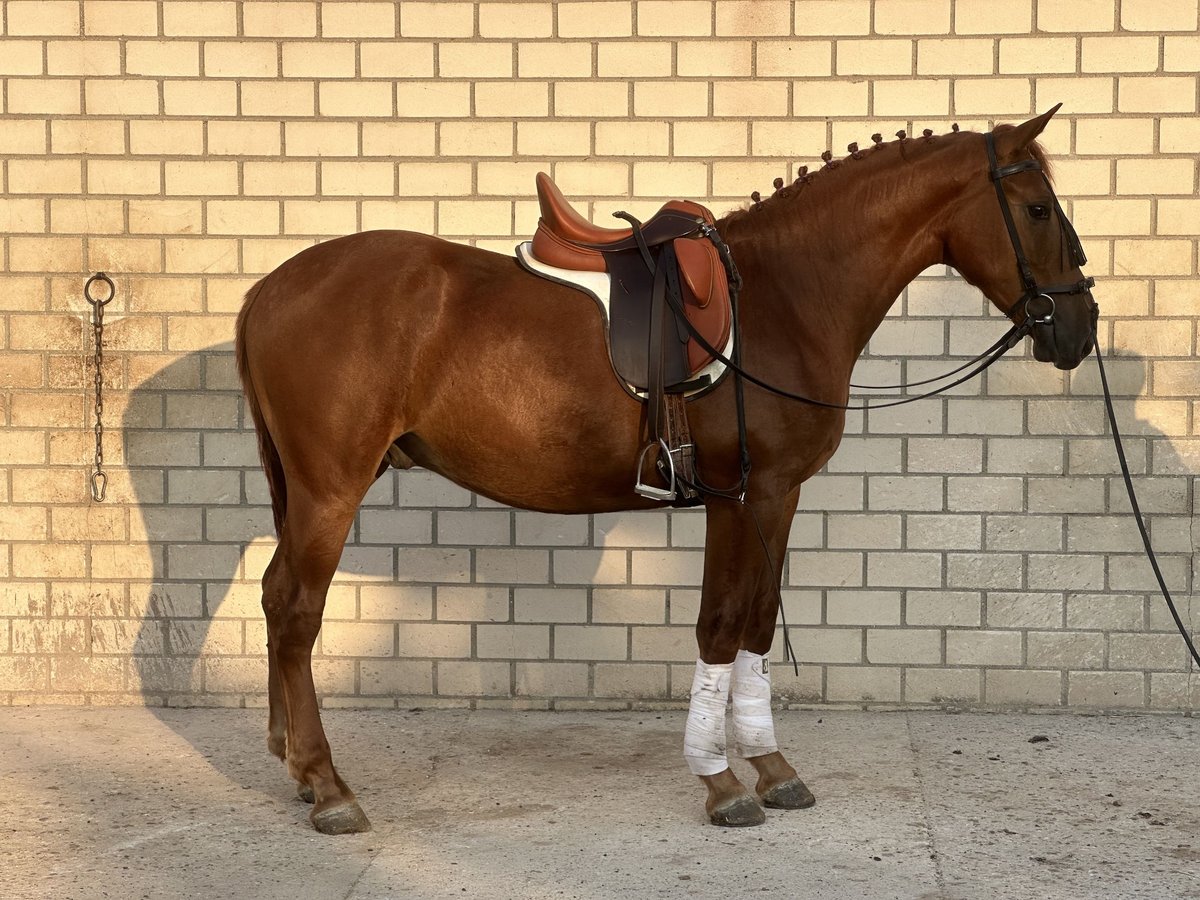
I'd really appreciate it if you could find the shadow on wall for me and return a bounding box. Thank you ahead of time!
[125,344,622,711]
[123,345,1198,718]
[1044,346,1198,708]
[127,342,273,707]
[120,343,609,812]
[124,344,439,705]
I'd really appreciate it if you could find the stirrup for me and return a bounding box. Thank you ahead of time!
[634,439,676,501]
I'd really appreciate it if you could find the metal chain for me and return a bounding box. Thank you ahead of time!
[85,273,115,502]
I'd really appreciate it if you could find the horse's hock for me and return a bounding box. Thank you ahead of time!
[2,2,1196,737]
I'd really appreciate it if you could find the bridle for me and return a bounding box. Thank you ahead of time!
[983,130,1095,332]
[672,129,1096,415]
[655,126,1099,508]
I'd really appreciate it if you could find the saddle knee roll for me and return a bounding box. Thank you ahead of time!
[731,649,778,759]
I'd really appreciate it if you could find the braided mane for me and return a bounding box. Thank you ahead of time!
[718,123,1052,233]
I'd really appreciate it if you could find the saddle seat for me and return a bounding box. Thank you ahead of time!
[535,172,714,248]
[529,172,732,380]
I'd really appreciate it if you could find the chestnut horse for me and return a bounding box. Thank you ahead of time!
[236,108,1096,834]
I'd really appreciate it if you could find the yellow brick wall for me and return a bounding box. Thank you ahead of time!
[1,0,1197,711]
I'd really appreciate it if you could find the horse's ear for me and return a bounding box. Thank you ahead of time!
[994,103,1061,160]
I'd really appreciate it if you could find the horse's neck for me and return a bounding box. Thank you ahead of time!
[725,149,967,378]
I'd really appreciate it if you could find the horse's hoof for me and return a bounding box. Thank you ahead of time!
[296,783,314,804]
[311,801,372,835]
[759,776,816,810]
[709,794,766,827]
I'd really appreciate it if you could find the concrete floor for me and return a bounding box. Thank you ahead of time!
[1,708,1197,900]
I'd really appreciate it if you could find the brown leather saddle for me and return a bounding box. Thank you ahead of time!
[529,173,732,392]
[522,173,735,503]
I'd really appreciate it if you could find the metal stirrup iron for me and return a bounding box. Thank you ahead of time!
[635,438,677,502]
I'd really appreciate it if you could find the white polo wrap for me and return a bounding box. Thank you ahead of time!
[732,649,778,758]
[683,659,732,776]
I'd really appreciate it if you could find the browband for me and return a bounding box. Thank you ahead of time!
[990,159,1042,180]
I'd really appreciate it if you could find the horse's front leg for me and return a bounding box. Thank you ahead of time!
[734,550,816,811]
[688,489,803,826]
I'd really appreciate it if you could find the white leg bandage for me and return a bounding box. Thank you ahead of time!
[683,659,732,776]
[732,650,778,759]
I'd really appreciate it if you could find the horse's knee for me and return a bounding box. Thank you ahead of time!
[695,605,743,663]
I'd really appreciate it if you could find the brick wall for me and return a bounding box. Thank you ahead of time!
[1,0,1196,711]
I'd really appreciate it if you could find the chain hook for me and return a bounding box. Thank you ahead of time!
[90,471,108,503]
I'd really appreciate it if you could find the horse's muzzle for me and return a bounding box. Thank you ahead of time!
[1031,296,1098,370]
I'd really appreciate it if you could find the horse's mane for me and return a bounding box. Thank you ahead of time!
[718,124,1052,233]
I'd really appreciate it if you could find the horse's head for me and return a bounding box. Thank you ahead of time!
[943,106,1097,370]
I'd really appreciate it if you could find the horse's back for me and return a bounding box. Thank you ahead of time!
[243,230,537,384]
[249,230,512,320]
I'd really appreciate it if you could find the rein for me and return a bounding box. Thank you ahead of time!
[1094,326,1200,669]
[677,131,1093,412]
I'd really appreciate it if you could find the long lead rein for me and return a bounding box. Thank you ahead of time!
[668,286,1195,676]
[1094,330,1200,669]
[660,124,1193,673]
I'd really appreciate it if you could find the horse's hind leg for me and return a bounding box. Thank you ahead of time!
[263,586,314,802]
[263,485,371,834]
[263,554,289,753]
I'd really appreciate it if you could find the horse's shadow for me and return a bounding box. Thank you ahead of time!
[125,345,429,801]
[126,342,1195,797]
[124,343,628,794]
[1062,348,1198,649]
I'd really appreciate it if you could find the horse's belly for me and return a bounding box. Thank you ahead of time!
[408,390,655,514]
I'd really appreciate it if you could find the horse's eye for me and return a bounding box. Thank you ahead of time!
[1028,204,1051,220]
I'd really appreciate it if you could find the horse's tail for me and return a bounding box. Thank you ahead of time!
[235,276,287,536]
